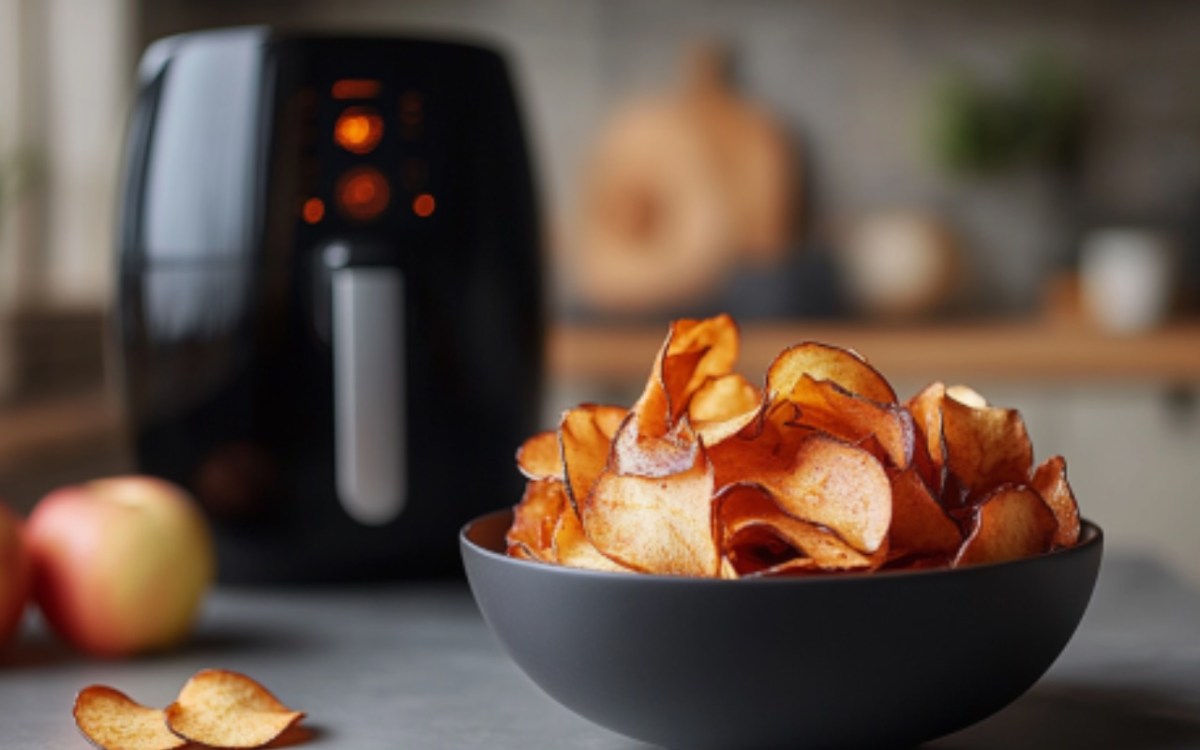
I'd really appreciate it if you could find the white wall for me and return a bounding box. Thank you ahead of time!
[0,0,27,313]
[0,0,131,312]
[41,0,132,308]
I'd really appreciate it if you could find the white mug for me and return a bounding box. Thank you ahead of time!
[1080,228,1175,334]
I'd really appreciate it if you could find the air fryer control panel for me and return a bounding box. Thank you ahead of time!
[293,76,445,232]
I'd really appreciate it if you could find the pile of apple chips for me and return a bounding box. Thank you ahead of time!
[507,314,1081,577]
[74,670,304,750]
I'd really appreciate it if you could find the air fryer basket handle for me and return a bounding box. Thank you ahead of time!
[328,252,407,526]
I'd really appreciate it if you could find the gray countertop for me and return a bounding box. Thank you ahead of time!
[2,555,1199,749]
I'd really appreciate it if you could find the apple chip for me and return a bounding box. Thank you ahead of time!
[553,503,635,573]
[560,404,626,511]
[716,483,886,575]
[773,374,912,468]
[765,342,897,405]
[612,410,701,479]
[516,431,562,481]
[954,486,1057,567]
[941,391,1033,505]
[887,467,961,558]
[165,669,304,749]
[946,384,988,408]
[504,314,1085,576]
[506,480,566,562]
[583,440,719,576]
[74,686,186,750]
[690,373,763,447]
[632,314,739,439]
[1031,456,1081,548]
[711,432,892,554]
[689,373,760,423]
[906,381,947,493]
[720,522,807,576]
[741,557,822,578]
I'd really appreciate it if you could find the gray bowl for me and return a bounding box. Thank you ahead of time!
[461,510,1102,750]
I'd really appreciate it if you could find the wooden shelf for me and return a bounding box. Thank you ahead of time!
[547,319,1200,386]
[0,390,123,474]
[3,320,1196,476]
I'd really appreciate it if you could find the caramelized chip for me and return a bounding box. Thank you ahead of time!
[711,433,892,554]
[774,374,912,467]
[661,315,740,416]
[941,393,1033,505]
[560,404,626,511]
[504,314,1084,574]
[741,557,822,578]
[765,342,897,405]
[1031,456,1081,548]
[946,384,988,408]
[632,314,739,439]
[590,404,629,438]
[506,543,539,562]
[690,373,763,447]
[954,486,1057,567]
[888,467,962,557]
[165,669,304,749]
[720,521,805,576]
[584,441,719,576]
[612,409,704,480]
[516,431,563,481]
[696,408,762,449]
[689,373,761,423]
[74,686,186,750]
[506,480,566,562]
[906,381,947,492]
[552,504,635,573]
[715,483,886,574]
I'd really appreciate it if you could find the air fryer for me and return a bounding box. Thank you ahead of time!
[115,28,543,582]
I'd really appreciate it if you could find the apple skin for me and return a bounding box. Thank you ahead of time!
[26,476,214,658]
[0,503,32,650]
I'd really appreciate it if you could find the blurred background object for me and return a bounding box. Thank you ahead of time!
[838,210,961,320]
[1079,227,1176,334]
[924,51,1083,178]
[574,40,798,317]
[0,0,1199,582]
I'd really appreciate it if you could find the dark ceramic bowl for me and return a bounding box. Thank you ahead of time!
[461,510,1102,750]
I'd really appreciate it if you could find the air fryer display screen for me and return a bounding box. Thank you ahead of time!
[294,77,442,230]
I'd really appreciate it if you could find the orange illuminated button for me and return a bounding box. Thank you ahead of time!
[334,107,384,154]
[413,193,436,218]
[336,168,390,222]
[331,79,381,100]
[301,197,325,224]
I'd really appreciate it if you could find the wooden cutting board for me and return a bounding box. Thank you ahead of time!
[576,42,799,314]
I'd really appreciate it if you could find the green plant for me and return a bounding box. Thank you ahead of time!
[926,52,1084,176]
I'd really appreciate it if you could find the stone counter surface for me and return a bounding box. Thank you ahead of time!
[1,555,1198,749]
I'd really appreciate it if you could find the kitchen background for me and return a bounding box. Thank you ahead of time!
[2,0,1199,577]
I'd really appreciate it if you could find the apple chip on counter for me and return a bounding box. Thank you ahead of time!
[505,313,1083,577]
[73,686,186,750]
[74,669,305,749]
[166,669,305,748]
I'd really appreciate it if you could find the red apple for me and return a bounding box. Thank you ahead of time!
[26,476,214,657]
[0,503,32,650]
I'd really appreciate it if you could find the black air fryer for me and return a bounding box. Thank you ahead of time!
[115,28,542,582]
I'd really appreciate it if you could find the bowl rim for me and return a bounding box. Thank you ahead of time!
[460,509,1103,585]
